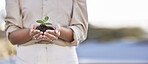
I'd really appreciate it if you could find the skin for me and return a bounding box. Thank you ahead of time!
[9,24,73,45]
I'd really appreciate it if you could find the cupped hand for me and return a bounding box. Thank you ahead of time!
[29,24,43,40]
[42,24,61,42]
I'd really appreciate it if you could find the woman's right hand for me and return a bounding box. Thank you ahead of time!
[29,24,43,40]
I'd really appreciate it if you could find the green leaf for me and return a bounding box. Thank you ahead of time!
[36,20,44,24]
[44,23,52,25]
[42,23,46,25]
[44,16,49,21]
[36,16,52,25]
[43,19,46,22]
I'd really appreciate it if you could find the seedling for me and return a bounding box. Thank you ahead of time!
[36,16,54,33]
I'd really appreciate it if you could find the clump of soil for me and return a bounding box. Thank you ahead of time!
[36,24,54,33]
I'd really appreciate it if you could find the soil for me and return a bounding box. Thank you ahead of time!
[36,24,54,33]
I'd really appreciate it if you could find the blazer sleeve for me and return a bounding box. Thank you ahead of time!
[5,0,23,39]
[69,0,88,46]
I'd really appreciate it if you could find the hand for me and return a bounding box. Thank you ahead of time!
[42,24,61,42]
[29,24,43,40]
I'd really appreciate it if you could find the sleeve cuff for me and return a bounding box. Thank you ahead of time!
[68,26,80,46]
[6,25,20,40]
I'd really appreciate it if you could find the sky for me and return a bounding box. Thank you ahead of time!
[87,0,148,31]
[0,0,148,31]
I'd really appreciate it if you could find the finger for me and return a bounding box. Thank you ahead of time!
[33,30,40,34]
[33,32,43,40]
[44,36,56,42]
[31,30,36,37]
[42,35,46,40]
[37,35,43,40]
[54,29,60,37]
[45,30,54,33]
[34,33,41,40]
[31,30,41,38]
[33,25,36,29]
[30,29,37,37]
[29,29,33,37]
[51,25,56,30]
[44,32,58,40]
[34,31,43,40]
[53,24,61,37]
[44,30,59,38]
[45,30,57,36]
[44,36,51,41]
[53,24,60,30]
[45,30,59,37]
[33,36,37,40]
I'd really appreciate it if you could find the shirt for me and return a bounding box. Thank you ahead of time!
[5,0,88,46]
[5,0,88,64]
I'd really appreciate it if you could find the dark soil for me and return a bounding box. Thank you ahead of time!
[36,24,54,33]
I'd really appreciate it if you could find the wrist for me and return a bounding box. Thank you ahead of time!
[27,28,33,40]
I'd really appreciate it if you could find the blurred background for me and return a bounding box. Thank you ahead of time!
[0,0,148,64]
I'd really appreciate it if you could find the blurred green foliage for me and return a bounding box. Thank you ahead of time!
[87,24,146,42]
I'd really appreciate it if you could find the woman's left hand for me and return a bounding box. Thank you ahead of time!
[42,25,61,42]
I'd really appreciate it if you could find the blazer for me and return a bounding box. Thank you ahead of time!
[5,0,88,46]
